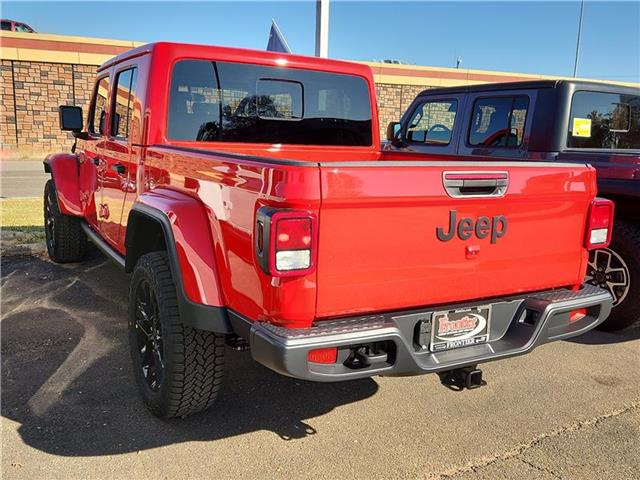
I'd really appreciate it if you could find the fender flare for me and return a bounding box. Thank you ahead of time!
[43,153,83,216]
[125,200,231,334]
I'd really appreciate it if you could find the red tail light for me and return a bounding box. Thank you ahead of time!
[275,217,312,250]
[256,207,317,277]
[585,198,614,250]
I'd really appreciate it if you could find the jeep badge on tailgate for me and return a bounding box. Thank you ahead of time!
[436,210,508,244]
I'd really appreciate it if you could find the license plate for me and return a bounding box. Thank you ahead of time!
[430,305,491,352]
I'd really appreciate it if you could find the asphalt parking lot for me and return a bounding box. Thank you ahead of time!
[1,161,49,198]
[2,250,639,479]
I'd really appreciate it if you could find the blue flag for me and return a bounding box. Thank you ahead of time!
[267,19,291,53]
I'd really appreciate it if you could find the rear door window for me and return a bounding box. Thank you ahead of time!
[469,95,529,147]
[89,76,110,136]
[1,21,11,31]
[406,99,457,145]
[167,59,372,146]
[111,67,138,139]
[568,91,640,149]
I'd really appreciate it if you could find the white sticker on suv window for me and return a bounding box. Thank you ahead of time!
[572,117,592,137]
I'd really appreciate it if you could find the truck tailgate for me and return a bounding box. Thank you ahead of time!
[316,161,595,318]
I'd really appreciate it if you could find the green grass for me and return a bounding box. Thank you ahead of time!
[1,198,45,243]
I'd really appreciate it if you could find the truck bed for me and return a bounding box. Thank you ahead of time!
[144,144,596,327]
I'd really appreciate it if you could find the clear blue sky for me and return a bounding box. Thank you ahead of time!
[3,1,639,81]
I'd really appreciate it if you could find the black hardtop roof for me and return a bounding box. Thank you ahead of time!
[417,79,640,98]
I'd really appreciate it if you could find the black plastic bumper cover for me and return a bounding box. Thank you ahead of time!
[230,284,613,382]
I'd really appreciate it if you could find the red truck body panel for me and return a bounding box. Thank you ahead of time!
[133,187,226,307]
[315,161,595,318]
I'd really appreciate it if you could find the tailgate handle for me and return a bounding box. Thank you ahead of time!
[443,172,509,198]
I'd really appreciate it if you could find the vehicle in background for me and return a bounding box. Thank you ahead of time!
[1,19,36,33]
[44,43,613,419]
[386,80,639,331]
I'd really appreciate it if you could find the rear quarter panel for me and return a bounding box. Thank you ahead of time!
[143,146,322,327]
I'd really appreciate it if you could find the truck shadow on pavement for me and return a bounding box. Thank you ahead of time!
[566,325,640,345]
[1,252,378,457]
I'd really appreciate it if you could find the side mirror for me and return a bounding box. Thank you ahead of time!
[59,105,83,134]
[386,121,402,143]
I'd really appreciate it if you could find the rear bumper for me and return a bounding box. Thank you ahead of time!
[231,285,612,382]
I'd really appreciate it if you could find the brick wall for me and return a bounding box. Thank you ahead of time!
[0,60,441,159]
[0,61,18,150]
[1,60,98,158]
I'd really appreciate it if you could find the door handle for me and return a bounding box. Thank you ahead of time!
[442,171,509,198]
[112,163,126,174]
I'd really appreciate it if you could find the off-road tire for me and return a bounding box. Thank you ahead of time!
[596,221,640,331]
[43,179,87,262]
[129,252,225,418]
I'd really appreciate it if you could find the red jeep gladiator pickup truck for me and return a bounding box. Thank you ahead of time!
[46,42,613,419]
[386,80,640,330]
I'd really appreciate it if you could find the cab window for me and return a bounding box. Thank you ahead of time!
[111,67,138,139]
[469,96,529,147]
[406,99,457,145]
[89,76,110,135]
[167,59,372,146]
[568,91,640,149]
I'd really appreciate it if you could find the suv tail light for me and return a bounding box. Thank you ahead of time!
[256,207,317,277]
[585,197,614,250]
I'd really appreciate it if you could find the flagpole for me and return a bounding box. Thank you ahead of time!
[315,0,329,57]
[573,0,584,77]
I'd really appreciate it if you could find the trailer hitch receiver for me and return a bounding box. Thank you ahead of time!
[438,366,485,391]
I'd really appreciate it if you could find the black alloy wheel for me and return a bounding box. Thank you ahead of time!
[133,279,165,391]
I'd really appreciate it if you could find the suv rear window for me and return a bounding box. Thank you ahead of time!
[168,60,372,146]
[568,91,640,150]
[469,96,529,147]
